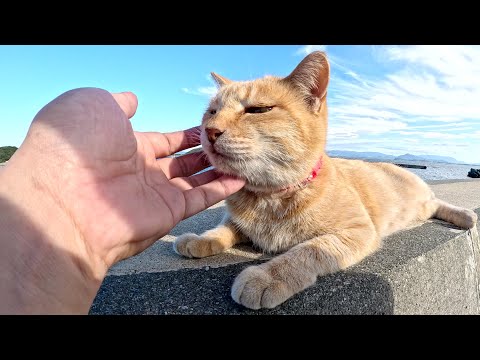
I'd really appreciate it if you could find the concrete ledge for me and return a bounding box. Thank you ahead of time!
[90,204,480,315]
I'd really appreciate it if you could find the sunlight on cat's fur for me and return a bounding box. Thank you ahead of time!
[173,51,478,310]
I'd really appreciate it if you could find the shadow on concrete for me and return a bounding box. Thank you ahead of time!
[107,205,272,276]
[430,219,466,230]
[90,260,394,315]
[92,209,480,315]
[169,206,226,237]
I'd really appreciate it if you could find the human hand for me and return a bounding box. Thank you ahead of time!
[0,88,244,313]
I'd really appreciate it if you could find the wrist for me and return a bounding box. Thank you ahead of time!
[0,156,105,314]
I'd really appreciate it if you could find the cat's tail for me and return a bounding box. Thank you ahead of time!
[432,198,477,229]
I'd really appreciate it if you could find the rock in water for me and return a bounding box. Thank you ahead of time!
[467,168,480,178]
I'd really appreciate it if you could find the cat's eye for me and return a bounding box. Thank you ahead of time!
[245,106,274,114]
[209,109,217,115]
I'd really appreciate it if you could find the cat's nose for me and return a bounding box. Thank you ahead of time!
[206,127,224,144]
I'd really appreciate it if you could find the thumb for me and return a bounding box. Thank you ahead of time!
[111,92,138,119]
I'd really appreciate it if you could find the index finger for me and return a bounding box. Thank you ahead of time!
[182,175,246,219]
[136,126,202,158]
[111,92,138,119]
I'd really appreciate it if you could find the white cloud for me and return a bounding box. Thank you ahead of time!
[181,73,220,97]
[329,46,480,122]
[198,86,217,96]
[181,87,195,94]
[330,116,408,135]
[344,70,360,81]
[325,45,480,163]
[368,46,480,121]
[395,131,469,140]
[295,45,327,56]
[181,86,217,97]
[407,122,471,130]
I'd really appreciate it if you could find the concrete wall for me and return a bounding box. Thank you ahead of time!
[90,208,480,315]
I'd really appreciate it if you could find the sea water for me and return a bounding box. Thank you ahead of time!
[381,160,477,181]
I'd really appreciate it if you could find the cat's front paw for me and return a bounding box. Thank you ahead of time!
[231,266,293,310]
[464,209,478,229]
[173,233,223,258]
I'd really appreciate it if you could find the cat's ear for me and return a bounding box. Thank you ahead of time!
[211,72,232,87]
[283,51,330,112]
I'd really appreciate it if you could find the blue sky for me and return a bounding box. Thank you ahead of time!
[1,45,479,164]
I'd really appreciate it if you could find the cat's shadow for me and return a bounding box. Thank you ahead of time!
[169,205,272,256]
[168,204,268,257]
[158,205,396,314]
[169,205,228,237]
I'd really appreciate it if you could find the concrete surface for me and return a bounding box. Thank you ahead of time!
[106,202,272,275]
[90,179,480,314]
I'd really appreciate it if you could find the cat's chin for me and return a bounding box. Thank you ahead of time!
[203,153,239,178]
[203,146,240,173]
[204,150,230,169]
[206,156,295,192]
[203,145,305,193]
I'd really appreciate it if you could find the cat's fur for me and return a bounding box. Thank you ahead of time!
[173,51,478,310]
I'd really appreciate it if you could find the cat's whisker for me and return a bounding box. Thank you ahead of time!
[224,146,252,151]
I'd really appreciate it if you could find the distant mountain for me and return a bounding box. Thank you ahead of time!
[427,155,466,164]
[327,150,395,161]
[0,146,17,163]
[328,150,465,164]
[394,153,464,164]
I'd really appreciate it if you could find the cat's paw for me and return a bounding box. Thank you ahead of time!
[231,266,293,310]
[464,209,478,229]
[173,233,224,258]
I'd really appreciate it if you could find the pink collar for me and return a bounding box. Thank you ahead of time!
[274,156,323,194]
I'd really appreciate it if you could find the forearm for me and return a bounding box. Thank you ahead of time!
[0,161,103,314]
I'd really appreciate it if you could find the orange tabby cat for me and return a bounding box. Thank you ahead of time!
[173,51,478,310]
